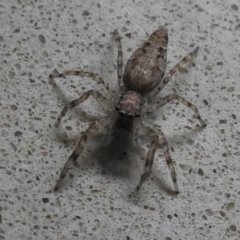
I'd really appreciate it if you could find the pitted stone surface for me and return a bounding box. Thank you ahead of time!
[0,1,239,239]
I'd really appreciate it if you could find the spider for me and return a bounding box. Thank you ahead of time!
[49,26,206,193]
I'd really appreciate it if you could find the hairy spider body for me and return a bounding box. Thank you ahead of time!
[123,27,168,93]
[116,91,144,117]
[115,91,143,131]
[50,26,206,193]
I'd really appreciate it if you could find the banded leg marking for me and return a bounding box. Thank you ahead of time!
[49,70,110,95]
[54,118,111,191]
[136,125,179,194]
[152,94,206,127]
[56,90,109,127]
[151,47,199,96]
[114,30,125,91]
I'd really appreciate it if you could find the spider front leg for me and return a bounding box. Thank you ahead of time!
[113,30,125,91]
[150,94,206,128]
[49,70,111,96]
[55,89,110,127]
[150,47,199,97]
[136,125,179,194]
[54,118,111,191]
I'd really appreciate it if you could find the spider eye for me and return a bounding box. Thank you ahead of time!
[135,110,141,117]
[119,111,125,116]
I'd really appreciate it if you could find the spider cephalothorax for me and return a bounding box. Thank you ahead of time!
[115,91,146,131]
[50,26,206,193]
[115,91,146,118]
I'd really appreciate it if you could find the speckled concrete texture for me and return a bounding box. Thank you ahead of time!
[0,0,240,239]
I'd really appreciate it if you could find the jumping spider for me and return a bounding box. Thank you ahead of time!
[49,26,206,193]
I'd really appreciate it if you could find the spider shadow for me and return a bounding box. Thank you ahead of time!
[55,120,205,193]
[50,126,144,193]
[166,124,206,146]
[88,127,143,180]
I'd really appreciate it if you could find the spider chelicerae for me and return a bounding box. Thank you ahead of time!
[49,26,206,193]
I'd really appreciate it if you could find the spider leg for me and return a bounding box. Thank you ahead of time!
[150,47,199,97]
[49,70,111,96]
[157,127,179,194]
[55,89,110,127]
[150,94,206,127]
[136,127,158,191]
[54,118,111,191]
[114,30,125,92]
[136,125,179,194]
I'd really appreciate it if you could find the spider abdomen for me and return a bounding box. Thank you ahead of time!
[123,26,168,94]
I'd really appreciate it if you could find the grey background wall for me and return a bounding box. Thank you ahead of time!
[0,0,239,239]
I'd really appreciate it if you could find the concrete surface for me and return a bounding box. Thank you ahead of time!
[0,0,240,239]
